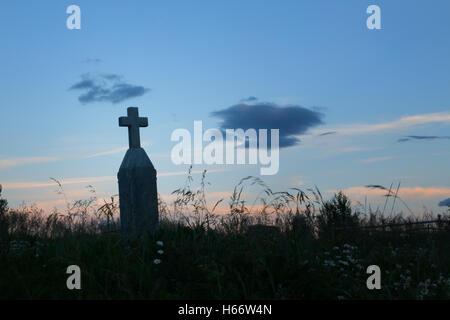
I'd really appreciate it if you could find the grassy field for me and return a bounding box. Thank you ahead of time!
[0,174,449,300]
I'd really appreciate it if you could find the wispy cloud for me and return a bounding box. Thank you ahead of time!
[3,176,115,190]
[312,112,450,136]
[318,131,337,137]
[398,135,450,142]
[84,146,129,159]
[334,186,450,200]
[69,73,150,104]
[211,102,324,148]
[2,169,227,190]
[240,96,258,102]
[0,157,59,170]
[358,156,394,163]
[83,58,102,64]
[84,142,152,159]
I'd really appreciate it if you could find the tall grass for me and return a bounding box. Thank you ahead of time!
[0,173,449,299]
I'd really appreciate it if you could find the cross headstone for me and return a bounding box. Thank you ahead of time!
[117,107,158,242]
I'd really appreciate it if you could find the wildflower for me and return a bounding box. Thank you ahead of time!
[156,241,164,247]
[157,249,164,255]
[153,259,161,264]
[323,260,336,267]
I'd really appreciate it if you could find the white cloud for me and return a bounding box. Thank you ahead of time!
[334,186,450,200]
[311,112,450,136]
[359,156,394,163]
[84,142,151,159]
[0,157,59,169]
[2,169,227,190]
[3,176,115,190]
[84,147,128,159]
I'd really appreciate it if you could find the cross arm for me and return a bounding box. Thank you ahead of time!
[139,118,148,127]
[119,117,131,127]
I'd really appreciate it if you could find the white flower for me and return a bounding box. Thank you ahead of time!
[157,249,164,255]
[153,259,161,264]
[156,241,164,247]
[323,260,336,267]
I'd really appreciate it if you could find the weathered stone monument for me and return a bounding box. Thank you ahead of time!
[118,107,158,241]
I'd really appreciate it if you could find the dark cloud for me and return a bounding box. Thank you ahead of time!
[101,73,122,81]
[318,131,337,137]
[211,102,324,148]
[69,73,150,104]
[439,198,450,207]
[240,96,258,102]
[70,79,96,90]
[398,135,450,142]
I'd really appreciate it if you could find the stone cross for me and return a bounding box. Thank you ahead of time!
[117,107,158,242]
[119,107,148,149]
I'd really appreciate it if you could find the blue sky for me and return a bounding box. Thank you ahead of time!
[0,0,449,215]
